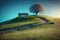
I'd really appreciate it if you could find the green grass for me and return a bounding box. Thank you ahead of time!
[38,15,54,21]
[0,16,37,24]
[0,24,60,40]
[0,16,60,40]
[0,16,41,29]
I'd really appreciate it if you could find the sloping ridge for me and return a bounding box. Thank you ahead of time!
[0,16,50,33]
[0,16,36,25]
[0,16,55,34]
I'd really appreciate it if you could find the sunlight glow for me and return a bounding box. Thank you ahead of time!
[52,8,60,18]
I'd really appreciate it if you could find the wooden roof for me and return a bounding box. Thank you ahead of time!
[18,13,28,15]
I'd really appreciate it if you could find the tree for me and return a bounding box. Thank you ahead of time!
[30,3,44,16]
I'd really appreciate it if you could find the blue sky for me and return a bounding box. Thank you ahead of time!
[0,0,60,22]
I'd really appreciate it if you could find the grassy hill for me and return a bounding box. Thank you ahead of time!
[0,16,60,40]
[0,16,40,29]
[38,15,54,21]
[0,16,38,24]
[0,16,55,29]
[0,18,60,40]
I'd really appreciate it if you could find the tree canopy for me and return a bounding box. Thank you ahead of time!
[30,3,44,16]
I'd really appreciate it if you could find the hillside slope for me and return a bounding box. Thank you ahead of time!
[0,16,38,24]
[0,16,54,29]
[0,16,40,29]
[0,18,60,40]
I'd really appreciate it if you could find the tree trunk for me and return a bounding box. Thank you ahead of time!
[36,12,38,17]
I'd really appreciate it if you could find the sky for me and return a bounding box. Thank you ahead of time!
[0,0,60,22]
